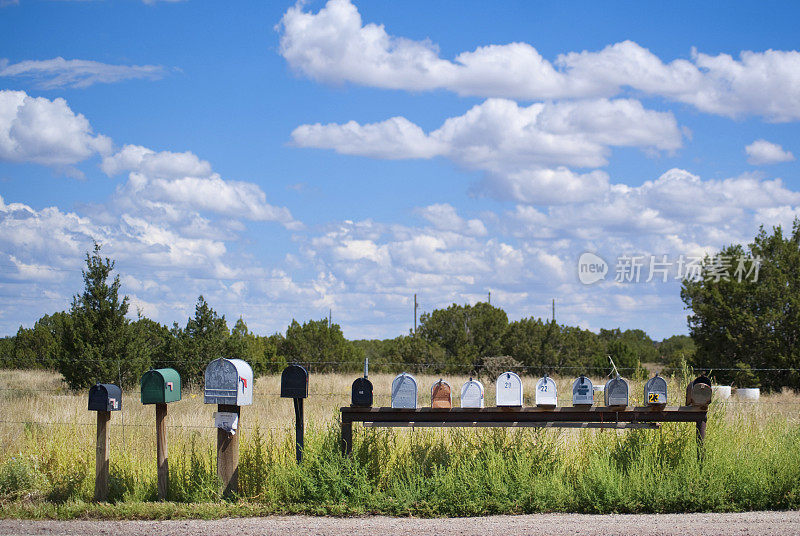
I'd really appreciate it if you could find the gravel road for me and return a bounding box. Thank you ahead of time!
[1,511,799,536]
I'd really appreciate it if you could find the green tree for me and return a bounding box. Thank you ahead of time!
[57,244,149,389]
[419,302,508,369]
[681,222,800,390]
[170,296,229,385]
[12,312,69,369]
[380,334,448,372]
[279,318,363,372]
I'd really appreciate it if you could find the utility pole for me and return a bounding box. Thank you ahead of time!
[414,294,418,336]
[329,308,332,328]
[552,298,556,323]
[488,291,491,305]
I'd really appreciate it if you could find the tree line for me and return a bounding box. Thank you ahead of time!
[3,220,799,392]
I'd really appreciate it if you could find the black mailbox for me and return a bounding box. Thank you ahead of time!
[88,383,122,412]
[351,377,373,407]
[281,364,308,398]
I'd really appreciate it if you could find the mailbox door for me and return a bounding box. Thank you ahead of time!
[141,370,165,404]
[461,379,484,408]
[496,371,522,406]
[535,376,557,407]
[605,377,629,406]
[645,376,667,406]
[351,377,373,407]
[572,376,594,406]
[281,364,309,398]
[391,373,417,408]
[204,359,238,405]
[431,380,451,409]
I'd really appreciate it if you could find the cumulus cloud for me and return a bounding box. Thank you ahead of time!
[279,0,800,121]
[0,90,111,166]
[745,139,795,165]
[293,98,680,204]
[415,203,487,236]
[0,57,166,89]
[101,144,213,179]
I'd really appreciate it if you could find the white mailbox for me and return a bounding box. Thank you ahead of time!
[604,375,629,407]
[496,371,522,407]
[204,358,253,406]
[391,372,417,409]
[535,374,557,407]
[572,375,594,406]
[644,374,668,406]
[460,378,485,408]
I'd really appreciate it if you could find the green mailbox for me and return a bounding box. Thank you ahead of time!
[141,368,182,405]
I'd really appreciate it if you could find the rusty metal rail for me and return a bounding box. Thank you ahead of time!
[340,406,708,455]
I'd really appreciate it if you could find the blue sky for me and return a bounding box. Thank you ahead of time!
[1,0,799,340]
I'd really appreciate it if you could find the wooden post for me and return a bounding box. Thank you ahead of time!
[156,403,168,500]
[94,410,110,502]
[696,416,707,462]
[293,397,304,463]
[217,404,240,498]
[341,418,352,456]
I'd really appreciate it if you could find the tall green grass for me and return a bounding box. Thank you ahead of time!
[1,403,798,517]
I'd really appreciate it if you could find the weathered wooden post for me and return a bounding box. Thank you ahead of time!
[88,383,122,502]
[204,358,253,498]
[281,364,309,463]
[141,368,181,500]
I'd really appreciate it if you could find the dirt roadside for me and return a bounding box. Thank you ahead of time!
[0,511,799,536]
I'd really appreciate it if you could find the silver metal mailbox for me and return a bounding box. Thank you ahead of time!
[535,374,557,407]
[460,377,484,408]
[391,372,417,409]
[645,374,668,406]
[204,358,253,406]
[496,371,522,407]
[572,375,594,406]
[604,375,629,407]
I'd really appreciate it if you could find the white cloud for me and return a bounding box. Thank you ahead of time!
[291,116,444,159]
[0,57,166,89]
[745,139,795,165]
[292,98,680,204]
[415,203,487,236]
[279,0,800,121]
[101,144,213,179]
[0,90,111,166]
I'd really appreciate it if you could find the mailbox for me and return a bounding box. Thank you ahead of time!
[391,372,417,409]
[572,375,594,406]
[281,364,309,398]
[604,375,629,407]
[204,358,253,406]
[460,377,484,408]
[431,379,452,409]
[644,373,668,407]
[88,383,122,412]
[351,377,373,407]
[687,375,712,408]
[496,371,522,407]
[535,374,557,407]
[140,368,181,405]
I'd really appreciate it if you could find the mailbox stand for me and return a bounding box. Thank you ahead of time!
[217,403,240,497]
[155,403,168,500]
[281,364,309,463]
[340,406,709,456]
[88,383,122,502]
[94,410,110,502]
[204,358,254,499]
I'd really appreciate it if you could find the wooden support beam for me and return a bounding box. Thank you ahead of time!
[155,402,168,501]
[94,410,110,502]
[217,404,240,499]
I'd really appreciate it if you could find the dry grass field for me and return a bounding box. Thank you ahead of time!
[0,368,798,518]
